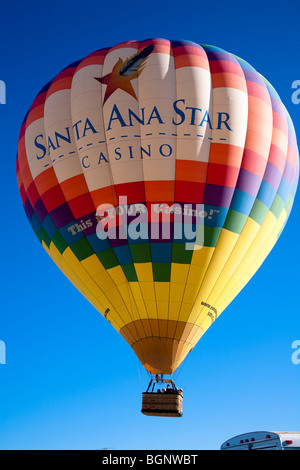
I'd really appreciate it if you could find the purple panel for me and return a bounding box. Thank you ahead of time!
[50,202,75,229]
[76,212,98,237]
[244,69,265,86]
[288,130,298,151]
[283,161,295,185]
[205,50,237,65]
[236,168,262,197]
[24,198,34,219]
[263,162,282,190]
[203,184,235,208]
[34,198,48,223]
[271,97,286,116]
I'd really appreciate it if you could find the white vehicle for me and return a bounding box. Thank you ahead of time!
[220,431,300,450]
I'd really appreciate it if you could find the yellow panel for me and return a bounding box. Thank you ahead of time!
[112,305,133,326]
[199,315,214,334]
[134,300,149,318]
[117,284,141,321]
[144,300,158,317]
[276,208,288,235]
[128,282,149,319]
[73,263,91,284]
[85,277,104,298]
[139,281,156,301]
[194,230,238,302]
[215,209,283,314]
[254,210,277,243]
[206,218,260,305]
[191,246,214,266]
[105,286,127,308]
[107,265,128,286]
[155,282,170,301]
[93,270,116,292]
[134,262,154,282]
[60,256,76,279]
[129,282,144,301]
[233,217,261,255]
[101,305,125,331]
[157,301,169,319]
[45,241,63,266]
[104,288,132,325]
[170,263,190,283]
[95,292,113,313]
[62,246,80,268]
[215,228,239,254]
[168,301,181,321]
[169,282,186,303]
[187,264,207,285]
[177,302,193,321]
[81,254,105,276]
[182,283,200,305]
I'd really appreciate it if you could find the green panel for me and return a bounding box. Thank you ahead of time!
[129,243,151,263]
[224,209,247,234]
[52,231,68,254]
[40,226,51,248]
[204,226,222,247]
[250,199,269,225]
[121,264,138,282]
[270,194,284,219]
[172,243,193,264]
[285,193,293,214]
[97,248,120,269]
[70,237,94,262]
[152,262,171,282]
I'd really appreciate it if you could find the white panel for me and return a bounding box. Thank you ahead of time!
[25,117,50,180]
[175,66,212,162]
[71,62,112,192]
[138,45,177,182]
[101,44,146,187]
[43,89,82,183]
[211,87,248,148]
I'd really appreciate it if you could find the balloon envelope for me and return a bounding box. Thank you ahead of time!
[16,39,299,375]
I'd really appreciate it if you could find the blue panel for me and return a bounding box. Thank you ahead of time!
[256,181,276,208]
[277,177,290,203]
[230,189,255,215]
[86,232,111,253]
[113,244,133,265]
[42,214,58,239]
[150,242,172,262]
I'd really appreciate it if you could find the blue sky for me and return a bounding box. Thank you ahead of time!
[0,0,299,450]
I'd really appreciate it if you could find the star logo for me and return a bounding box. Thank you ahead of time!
[95,45,154,104]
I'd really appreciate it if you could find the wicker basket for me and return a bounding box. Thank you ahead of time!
[141,392,183,417]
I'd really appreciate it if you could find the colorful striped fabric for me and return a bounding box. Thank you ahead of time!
[16,39,299,375]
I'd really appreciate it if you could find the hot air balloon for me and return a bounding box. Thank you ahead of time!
[16,39,299,417]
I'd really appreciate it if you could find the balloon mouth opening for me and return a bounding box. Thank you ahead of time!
[119,319,204,375]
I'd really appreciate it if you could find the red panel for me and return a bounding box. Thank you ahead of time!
[114,181,145,204]
[175,181,205,203]
[145,181,175,203]
[68,192,95,218]
[206,163,239,188]
[41,185,66,212]
[27,181,40,207]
